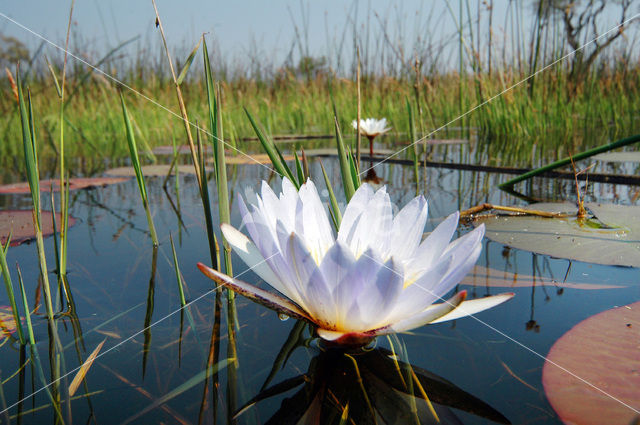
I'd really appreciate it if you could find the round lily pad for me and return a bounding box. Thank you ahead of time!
[0,177,130,194]
[0,210,77,246]
[593,151,640,163]
[542,301,640,425]
[104,164,211,177]
[461,265,624,290]
[475,202,640,267]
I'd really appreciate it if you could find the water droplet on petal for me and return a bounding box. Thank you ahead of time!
[278,313,289,321]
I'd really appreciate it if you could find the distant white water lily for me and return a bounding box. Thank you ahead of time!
[352,118,391,156]
[198,179,513,346]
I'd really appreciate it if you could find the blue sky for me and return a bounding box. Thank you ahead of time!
[1,1,636,75]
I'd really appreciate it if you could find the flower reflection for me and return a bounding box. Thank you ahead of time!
[235,333,511,424]
[198,179,513,346]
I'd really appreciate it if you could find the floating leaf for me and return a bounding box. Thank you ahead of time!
[593,151,640,163]
[0,306,22,340]
[542,301,640,425]
[0,177,129,194]
[475,202,640,267]
[0,210,77,246]
[105,165,211,177]
[461,265,625,290]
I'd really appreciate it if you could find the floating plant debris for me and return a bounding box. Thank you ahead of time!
[475,202,640,267]
[542,301,640,425]
[0,177,130,194]
[0,210,77,246]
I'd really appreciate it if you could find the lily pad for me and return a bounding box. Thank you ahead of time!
[214,153,294,165]
[0,306,21,341]
[542,301,640,425]
[476,202,640,267]
[104,164,211,177]
[593,151,640,163]
[461,265,624,290]
[0,210,77,246]
[0,177,130,194]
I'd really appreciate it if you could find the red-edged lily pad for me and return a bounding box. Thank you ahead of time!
[0,306,21,341]
[542,302,640,425]
[0,210,77,246]
[461,265,625,290]
[0,177,129,194]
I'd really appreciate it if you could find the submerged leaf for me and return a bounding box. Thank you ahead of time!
[0,210,77,246]
[542,301,640,425]
[475,202,640,267]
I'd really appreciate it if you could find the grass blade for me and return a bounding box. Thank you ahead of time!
[334,116,356,201]
[119,92,158,247]
[176,36,202,86]
[68,339,105,396]
[0,241,25,345]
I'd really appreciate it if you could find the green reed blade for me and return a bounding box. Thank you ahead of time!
[44,56,62,98]
[0,241,25,345]
[320,161,341,230]
[334,115,356,201]
[499,132,640,188]
[120,92,158,247]
[406,98,420,195]
[177,36,203,86]
[244,108,297,186]
[294,150,304,185]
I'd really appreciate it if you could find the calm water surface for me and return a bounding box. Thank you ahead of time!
[0,145,638,424]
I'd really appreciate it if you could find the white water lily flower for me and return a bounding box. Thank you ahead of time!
[352,118,391,138]
[351,118,391,157]
[198,179,514,346]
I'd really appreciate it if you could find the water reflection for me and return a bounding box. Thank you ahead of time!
[238,326,510,425]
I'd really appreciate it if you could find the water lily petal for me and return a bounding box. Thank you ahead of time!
[283,231,335,328]
[386,290,467,333]
[319,240,357,303]
[349,187,393,257]
[337,183,374,245]
[316,328,378,347]
[383,255,453,325]
[220,223,288,296]
[406,211,459,279]
[389,196,428,260]
[351,253,404,329]
[428,292,515,324]
[430,225,484,299]
[197,263,312,323]
[298,179,335,262]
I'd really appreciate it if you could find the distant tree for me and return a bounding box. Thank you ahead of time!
[0,34,29,68]
[536,0,638,84]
